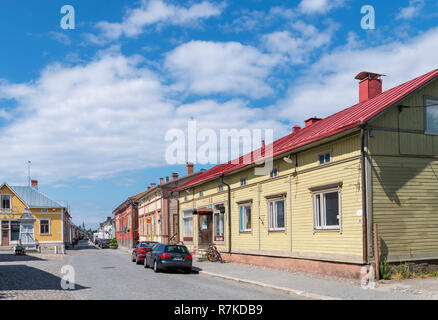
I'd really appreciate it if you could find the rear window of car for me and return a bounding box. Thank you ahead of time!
[140,242,157,247]
[165,245,189,253]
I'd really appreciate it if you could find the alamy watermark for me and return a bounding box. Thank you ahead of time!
[60,264,75,290]
[165,120,274,176]
[60,5,75,30]
[361,5,375,30]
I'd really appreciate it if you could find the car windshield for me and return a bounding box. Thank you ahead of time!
[165,245,189,253]
[140,242,157,248]
[102,239,110,243]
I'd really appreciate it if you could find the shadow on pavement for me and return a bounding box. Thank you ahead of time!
[0,265,89,291]
[0,253,46,262]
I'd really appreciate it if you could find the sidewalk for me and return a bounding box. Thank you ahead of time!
[193,260,431,300]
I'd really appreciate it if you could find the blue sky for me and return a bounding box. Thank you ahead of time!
[0,0,437,229]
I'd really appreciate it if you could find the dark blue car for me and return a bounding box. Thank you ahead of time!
[144,243,192,273]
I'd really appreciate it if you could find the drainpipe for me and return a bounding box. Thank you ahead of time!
[360,123,368,265]
[220,175,232,254]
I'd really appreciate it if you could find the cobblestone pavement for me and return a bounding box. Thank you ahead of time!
[0,251,72,300]
[0,241,300,300]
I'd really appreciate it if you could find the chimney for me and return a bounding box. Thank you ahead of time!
[172,173,179,180]
[31,180,38,189]
[150,183,157,188]
[186,163,194,176]
[262,140,265,149]
[304,117,322,128]
[165,176,170,183]
[159,178,164,185]
[355,72,384,103]
[292,125,301,135]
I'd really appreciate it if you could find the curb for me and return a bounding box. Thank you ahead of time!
[198,270,342,300]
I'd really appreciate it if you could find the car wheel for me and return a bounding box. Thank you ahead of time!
[144,260,149,268]
[184,267,192,274]
[153,260,160,273]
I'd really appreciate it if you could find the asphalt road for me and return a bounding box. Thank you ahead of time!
[66,240,300,300]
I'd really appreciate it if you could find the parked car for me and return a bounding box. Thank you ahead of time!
[95,238,101,245]
[144,243,192,273]
[131,241,158,265]
[99,239,111,249]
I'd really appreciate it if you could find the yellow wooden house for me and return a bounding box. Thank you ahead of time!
[174,69,438,278]
[0,180,69,252]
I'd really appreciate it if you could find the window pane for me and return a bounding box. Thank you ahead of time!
[325,153,331,163]
[239,206,244,231]
[276,201,285,229]
[324,192,339,227]
[426,99,438,133]
[245,206,251,230]
[319,155,325,164]
[269,202,273,229]
[315,194,321,227]
[214,213,224,237]
[11,222,20,241]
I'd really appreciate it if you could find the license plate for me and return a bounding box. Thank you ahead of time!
[173,257,183,261]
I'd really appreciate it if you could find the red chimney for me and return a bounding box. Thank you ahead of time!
[186,163,194,176]
[165,176,170,183]
[292,125,301,134]
[172,173,179,180]
[31,180,38,189]
[159,178,164,185]
[355,72,384,103]
[304,117,322,128]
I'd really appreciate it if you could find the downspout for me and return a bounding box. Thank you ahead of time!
[167,190,171,244]
[220,175,232,254]
[360,123,368,265]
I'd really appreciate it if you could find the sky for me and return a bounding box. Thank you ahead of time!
[0,0,437,229]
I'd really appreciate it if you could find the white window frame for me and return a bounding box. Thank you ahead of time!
[268,198,285,231]
[239,203,252,232]
[313,189,341,231]
[199,190,204,197]
[218,185,224,192]
[41,208,48,213]
[39,218,51,235]
[240,176,247,186]
[318,151,332,165]
[424,96,438,135]
[213,204,225,242]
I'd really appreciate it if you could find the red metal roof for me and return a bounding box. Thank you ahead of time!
[175,68,438,191]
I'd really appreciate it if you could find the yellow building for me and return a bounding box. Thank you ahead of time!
[175,69,438,278]
[0,180,69,252]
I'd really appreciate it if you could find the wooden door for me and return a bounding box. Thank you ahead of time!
[198,214,212,248]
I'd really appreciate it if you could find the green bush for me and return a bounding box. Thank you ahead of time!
[110,238,118,246]
[380,259,391,280]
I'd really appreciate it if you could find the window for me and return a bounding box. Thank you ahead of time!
[270,167,278,178]
[0,195,11,211]
[319,152,331,165]
[425,97,438,134]
[199,191,204,197]
[239,204,252,232]
[268,199,285,231]
[213,206,225,241]
[240,177,247,186]
[182,210,193,241]
[218,185,224,192]
[184,195,188,201]
[314,191,340,230]
[41,208,48,213]
[40,219,50,235]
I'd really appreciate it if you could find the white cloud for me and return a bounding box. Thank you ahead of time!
[90,0,223,44]
[274,27,438,123]
[397,0,425,20]
[164,41,281,98]
[262,21,337,64]
[0,109,10,120]
[298,0,346,14]
[0,49,285,183]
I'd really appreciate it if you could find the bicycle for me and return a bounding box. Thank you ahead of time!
[207,244,225,263]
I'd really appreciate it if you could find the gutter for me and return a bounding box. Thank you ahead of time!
[220,175,232,254]
[359,122,368,265]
